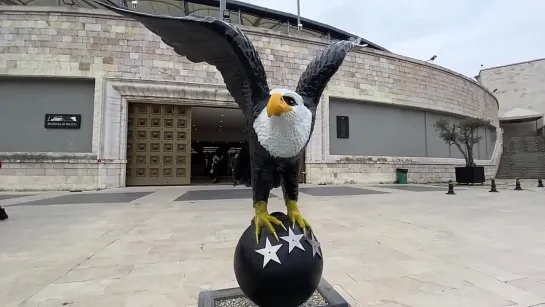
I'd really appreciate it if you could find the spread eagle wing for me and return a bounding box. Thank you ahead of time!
[295,40,354,112]
[94,0,269,118]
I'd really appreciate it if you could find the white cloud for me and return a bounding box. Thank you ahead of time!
[243,0,545,77]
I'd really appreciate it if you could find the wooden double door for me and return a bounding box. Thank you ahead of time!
[126,103,192,186]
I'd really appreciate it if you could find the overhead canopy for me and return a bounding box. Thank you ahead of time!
[0,0,388,51]
[500,107,544,123]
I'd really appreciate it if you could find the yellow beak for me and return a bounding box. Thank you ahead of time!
[266,92,292,117]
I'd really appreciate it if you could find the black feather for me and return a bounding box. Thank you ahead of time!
[233,141,282,188]
[296,40,354,111]
[93,0,269,118]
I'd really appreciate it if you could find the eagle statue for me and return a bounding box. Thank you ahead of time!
[95,1,354,243]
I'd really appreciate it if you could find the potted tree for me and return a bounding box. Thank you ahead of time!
[433,117,491,185]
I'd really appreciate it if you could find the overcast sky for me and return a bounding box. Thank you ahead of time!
[243,0,544,78]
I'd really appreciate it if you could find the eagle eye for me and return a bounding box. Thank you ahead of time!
[283,96,297,106]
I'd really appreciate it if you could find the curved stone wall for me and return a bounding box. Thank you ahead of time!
[0,6,501,189]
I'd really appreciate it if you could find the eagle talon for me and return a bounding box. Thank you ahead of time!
[254,201,286,244]
[286,200,311,234]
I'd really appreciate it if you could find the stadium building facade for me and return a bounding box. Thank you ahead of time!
[0,0,501,190]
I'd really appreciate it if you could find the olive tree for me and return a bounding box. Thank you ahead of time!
[433,117,491,167]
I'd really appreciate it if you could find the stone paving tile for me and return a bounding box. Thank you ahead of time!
[375,184,446,192]
[9,192,154,207]
[55,265,135,283]
[175,188,278,201]
[395,286,517,307]
[2,185,545,307]
[0,192,69,207]
[0,194,31,201]
[507,278,545,298]
[299,186,388,196]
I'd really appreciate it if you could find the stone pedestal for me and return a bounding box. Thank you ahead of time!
[198,278,349,307]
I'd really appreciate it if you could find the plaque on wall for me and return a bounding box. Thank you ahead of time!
[44,114,82,129]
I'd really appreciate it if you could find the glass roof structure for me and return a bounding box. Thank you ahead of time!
[0,0,388,51]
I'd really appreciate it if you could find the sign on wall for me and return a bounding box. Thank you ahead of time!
[44,114,82,129]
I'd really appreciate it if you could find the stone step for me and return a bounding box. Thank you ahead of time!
[497,135,545,178]
[496,174,545,179]
[497,172,545,176]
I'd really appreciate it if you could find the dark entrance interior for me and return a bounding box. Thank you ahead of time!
[191,107,245,185]
[190,106,306,185]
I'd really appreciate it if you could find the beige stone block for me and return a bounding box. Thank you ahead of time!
[0,168,17,175]
[84,23,102,31]
[44,168,63,176]
[25,168,46,176]
[64,168,79,176]
[86,168,99,176]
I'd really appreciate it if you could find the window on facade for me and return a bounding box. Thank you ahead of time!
[336,116,349,138]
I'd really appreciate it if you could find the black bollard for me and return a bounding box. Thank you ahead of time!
[446,180,455,195]
[489,179,499,193]
[538,179,544,188]
[514,178,523,191]
[0,206,8,221]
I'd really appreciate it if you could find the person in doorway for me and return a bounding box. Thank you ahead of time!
[231,151,239,186]
[210,149,223,183]
[204,152,210,172]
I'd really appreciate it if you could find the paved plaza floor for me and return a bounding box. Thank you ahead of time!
[2,183,545,307]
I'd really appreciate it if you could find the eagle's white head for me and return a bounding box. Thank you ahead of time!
[253,89,313,158]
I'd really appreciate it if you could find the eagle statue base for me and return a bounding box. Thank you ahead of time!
[234,212,323,307]
[197,277,351,307]
[198,212,352,307]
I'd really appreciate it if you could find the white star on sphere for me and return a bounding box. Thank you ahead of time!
[255,238,282,268]
[280,227,305,253]
[306,233,322,258]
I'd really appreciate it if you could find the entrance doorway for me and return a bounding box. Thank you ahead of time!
[190,107,245,185]
[125,103,192,186]
[190,106,306,185]
[125,103,305,186]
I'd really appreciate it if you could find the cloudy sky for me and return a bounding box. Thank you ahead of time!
[243,0,544,78]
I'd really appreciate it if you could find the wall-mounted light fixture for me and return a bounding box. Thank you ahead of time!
[426,55,437,62]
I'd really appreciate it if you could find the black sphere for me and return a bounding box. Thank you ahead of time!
[234,212,323,307]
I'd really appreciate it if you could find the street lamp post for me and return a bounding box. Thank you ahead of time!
[219,0,226,21]
[297,0,302,32]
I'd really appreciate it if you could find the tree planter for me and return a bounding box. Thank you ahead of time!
[455,166,485,185]
[433,117,492,185]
